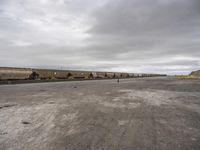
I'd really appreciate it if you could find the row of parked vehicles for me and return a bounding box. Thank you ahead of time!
[0,67,166,81]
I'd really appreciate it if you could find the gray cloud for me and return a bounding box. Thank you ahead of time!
[0,0,200,74]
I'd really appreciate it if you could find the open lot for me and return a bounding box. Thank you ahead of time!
[0,77,200,150]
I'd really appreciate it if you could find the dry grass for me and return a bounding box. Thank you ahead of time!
[176,75,200,79]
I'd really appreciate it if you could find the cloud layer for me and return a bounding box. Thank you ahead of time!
[0,0,200,74]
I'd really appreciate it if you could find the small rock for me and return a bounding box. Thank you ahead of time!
[0,131,8,135]
[22,121,31,125]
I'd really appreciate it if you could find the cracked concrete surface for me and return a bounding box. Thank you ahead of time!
[0,77,200,150]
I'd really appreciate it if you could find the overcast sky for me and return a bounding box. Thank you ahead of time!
[0,0,200,75]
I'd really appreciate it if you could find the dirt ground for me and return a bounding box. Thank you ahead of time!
[0,77,200,150]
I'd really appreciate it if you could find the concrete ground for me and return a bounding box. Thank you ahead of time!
[0,77,200,150]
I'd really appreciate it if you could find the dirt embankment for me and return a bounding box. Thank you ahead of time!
[190,70,200,77]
